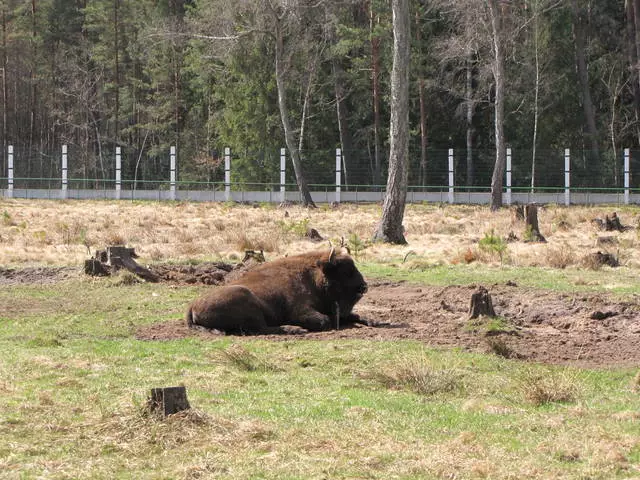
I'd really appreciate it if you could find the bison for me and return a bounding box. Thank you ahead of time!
[186,248,369,334]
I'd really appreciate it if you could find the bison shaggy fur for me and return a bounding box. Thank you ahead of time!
[186,248,368,333]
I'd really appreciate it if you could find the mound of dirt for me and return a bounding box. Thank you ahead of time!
[137,281,640,369]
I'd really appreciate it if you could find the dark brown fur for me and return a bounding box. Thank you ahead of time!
[186,249,368,334]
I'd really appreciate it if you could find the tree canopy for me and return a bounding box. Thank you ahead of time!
[0,0,638,193]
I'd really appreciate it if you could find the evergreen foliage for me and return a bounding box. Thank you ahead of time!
[0,1,638,190]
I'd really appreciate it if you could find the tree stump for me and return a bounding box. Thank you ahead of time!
[147,386,190,417]
[84,258,110,276]
[605,212,625,232]
[468,286,496,319]
[513,205,525,222]
[305,228,323,242]
[585,251,619,268]
[524,204,546,242]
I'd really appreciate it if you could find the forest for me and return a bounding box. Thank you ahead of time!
[0,0,638,191]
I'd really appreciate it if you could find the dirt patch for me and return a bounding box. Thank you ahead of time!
[0,266,80,285]
[137,280,640,369]
[3,264,639,369]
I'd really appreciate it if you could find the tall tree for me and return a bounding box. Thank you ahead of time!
[373,0,410,244]
[571,0,599,156]
[488,0,507,211]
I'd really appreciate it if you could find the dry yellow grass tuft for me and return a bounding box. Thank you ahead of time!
[1,198,640,269]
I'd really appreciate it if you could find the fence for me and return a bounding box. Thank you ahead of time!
[1,145,639,205]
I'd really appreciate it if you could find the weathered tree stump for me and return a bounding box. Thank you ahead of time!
[147,386,190,417]
[85,245,159,282]
[469,286,496,319]
[524,204,546,242]
[585,251,619,268]
[605,212,625,232]
[305,228,323,242]
[241,249,265,264]
[84,258,110,276]
[513,205,525,222]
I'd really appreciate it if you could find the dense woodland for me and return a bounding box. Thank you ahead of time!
[1,0,639,190]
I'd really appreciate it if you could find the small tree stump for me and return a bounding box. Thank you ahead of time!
[305,228,323,242]
[524,204,546,242]
[84,258,110,276]
[585,251,619,268]
[469,286,496,319]
[147,386,190,417]
[605,212,625,232]
[513,205,525,222]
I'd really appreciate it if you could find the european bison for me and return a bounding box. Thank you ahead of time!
[186,248,369,334]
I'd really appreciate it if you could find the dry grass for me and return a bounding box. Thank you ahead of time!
[2,199,640,270]
[372,356,464,396]
[519,368,580,406]
[217,344,282,373]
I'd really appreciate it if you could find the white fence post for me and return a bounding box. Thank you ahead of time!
[61,144,68,199]
[564,148,570,206]
[224,147,231,202]
[280,148,286,203]
[506,147,512,205]
[335,148,342,204]
[7,144,13,197]
[448,148,454,204]
[115,146,122,200]
[624,148,630,205]
[170,146,176,201]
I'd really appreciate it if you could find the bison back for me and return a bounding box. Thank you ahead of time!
[187,285,274,333]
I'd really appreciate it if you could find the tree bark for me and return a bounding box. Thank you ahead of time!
[372,0,410,244]
[114,0,120,146]
[625,1,640,144]
[332,57,352,187]
[370,5,382,186]
[416,10,428,186]
[572,0,599,156]
[1,6,6,181]
[274,21,316,208]
[488,0,506,211]
[465,53,475,187]
[531,1,540,192]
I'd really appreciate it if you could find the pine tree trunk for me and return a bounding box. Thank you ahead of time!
[488,0,506,211]
[372,0,409,244]
[625,1,640,144]
[466,54,475,187]
[572,0,599,156]
[370,4,382,186]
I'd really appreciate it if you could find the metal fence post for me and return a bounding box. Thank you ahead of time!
[280,148,286,203]
[624,148,630,205]
[61,144,68,199]
[170,145,176,201]
[506,147,512,205]
[448,148,454,204]
[224,147,231,202]
[115,146,122,200]
[335,148,342,204]
[7,144,13,197]
[564,148,570,206]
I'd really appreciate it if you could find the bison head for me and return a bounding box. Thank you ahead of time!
[320,248,368,315]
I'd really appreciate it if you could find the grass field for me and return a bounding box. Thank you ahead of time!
[1,199,640,479]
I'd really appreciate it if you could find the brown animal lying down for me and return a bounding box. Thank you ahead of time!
[186,248,369,334]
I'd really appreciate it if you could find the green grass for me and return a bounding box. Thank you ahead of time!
[360,262,640,296]
[0,277,639,479]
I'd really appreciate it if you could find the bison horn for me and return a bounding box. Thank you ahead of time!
[328,246,336,264]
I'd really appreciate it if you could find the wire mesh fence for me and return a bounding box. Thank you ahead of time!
[2,145,639,200]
